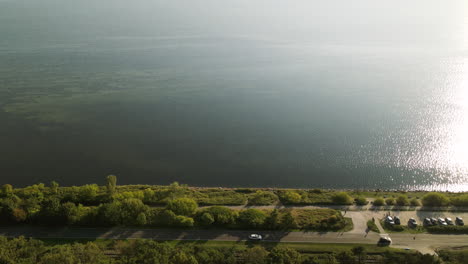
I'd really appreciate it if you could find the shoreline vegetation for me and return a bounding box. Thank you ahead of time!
[0,176,467,231]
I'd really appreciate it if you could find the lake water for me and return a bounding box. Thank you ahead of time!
[1,0,468,190]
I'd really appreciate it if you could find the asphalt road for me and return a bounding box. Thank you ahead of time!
[1,209,467,254]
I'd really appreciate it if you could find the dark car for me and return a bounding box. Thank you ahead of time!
[430,218,438,225]
[408,218,418,228]
[394,216,401,225]
[445,217,454,225]
[456,217,464,226]
[423,218,432,226]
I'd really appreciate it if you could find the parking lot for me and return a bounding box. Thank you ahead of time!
[378,211,466,226]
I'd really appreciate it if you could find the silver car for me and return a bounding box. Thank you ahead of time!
[248,234,263,240]
[437,218,447,226]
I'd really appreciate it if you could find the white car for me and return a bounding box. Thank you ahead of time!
[248,234,263,240]
[378,236,392,246]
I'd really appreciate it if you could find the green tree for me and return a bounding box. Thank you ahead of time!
[37,198,66,225]
[50,181,59,195]
[12,208,27,223]
[106,175,117,196]
[269,247,302,264]
[422,193,449,207]
[199,212,215,226]
[167,198,198,216]
[61,202,79,225]
[331,192,353,205]
[1,184,13,197]
[194,247,230,264]
[336,251,356,264]
[265,209,281,229]
[173,215,195,227]
[78,184,99,204]
[238,209,267,228]
[136,212,147,226]
[143,188,155,203]
[120,198,149,225]
[201,206,237,226]
[396,195,409,206]
[171,251,198,264]
[241,246,268,264]
[281,211,298,229]
[39,242,110,264]
[352,246,366,264]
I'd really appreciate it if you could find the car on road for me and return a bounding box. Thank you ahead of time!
[423,218,432,226]
[445,217,454,225]
[430,218,438,225]
[456,217,464,226]
[248,234,263,240]
[385,216,395,225]
[408,218,417,228]
[377,236,392,246]
[394,216,401,225]
[437,218,448,226]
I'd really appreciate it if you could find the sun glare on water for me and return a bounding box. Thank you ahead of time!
[431,59,468,191]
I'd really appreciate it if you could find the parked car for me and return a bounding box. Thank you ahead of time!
[456,217,464,226]
[385,216,395,225]
[394,216,401,225]
[377,236,392,246]
[445,217,454,225]
[437,218,448,226]
[248,234,263,240]
[430,218,438,225]
[408,218,418,227]
[423,218,432,226]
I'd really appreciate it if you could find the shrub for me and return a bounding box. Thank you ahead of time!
[450,194,468,207]
[173,215,194,227]
[248,191,278,205]
[410,198,421,206]
[427,225,468,234]
[198,212,214,226]
[280,191,302,204]
[331,192,353,205]
[196,190,247,205]
[422,192,449,207]
[355,197,368,206]
[373,198,385,206]
[385,198,395,206]
[396,195,409,206]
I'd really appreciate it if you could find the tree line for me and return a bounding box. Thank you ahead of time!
[0,236,443,264]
